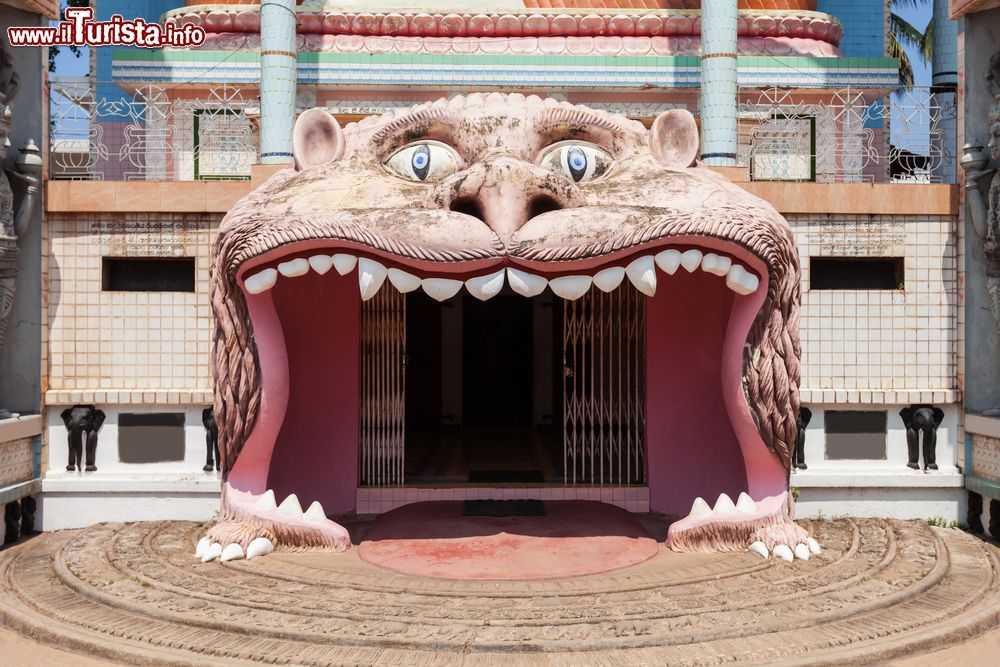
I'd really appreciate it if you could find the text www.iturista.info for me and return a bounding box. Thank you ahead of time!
[7,7,205,48]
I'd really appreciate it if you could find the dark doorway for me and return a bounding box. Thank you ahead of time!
[462,294,533,429]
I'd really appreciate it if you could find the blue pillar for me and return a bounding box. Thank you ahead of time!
[932,0,958,183]
[259,0,297,164]
[699,0,739,166]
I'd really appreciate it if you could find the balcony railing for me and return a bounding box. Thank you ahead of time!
[49,80,956,185]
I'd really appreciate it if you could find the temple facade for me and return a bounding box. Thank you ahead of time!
[35,1,968,530]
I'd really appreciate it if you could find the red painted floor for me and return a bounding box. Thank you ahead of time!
[358,500,660,580]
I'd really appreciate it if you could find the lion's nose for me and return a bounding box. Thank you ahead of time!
[433,156,586,247]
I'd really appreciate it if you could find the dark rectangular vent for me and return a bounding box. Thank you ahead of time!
[102,257,195,292]
[810,257,904,290]
[825,410,887,460]
[118,412,186,463]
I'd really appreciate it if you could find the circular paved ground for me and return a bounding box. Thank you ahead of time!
[2,518,1000,665]
[359,501,659,579]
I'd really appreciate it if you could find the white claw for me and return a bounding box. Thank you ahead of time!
[358,258,388,301]
[244,268,277,295]
[794,543,810,561]
[202,542,223,563]
[332,253,357,276]
[680,249,703,273]
[625,256,657,296]
[748,541,769,559]
[506,268,548,297]
[773,544,794,562]
[387,268,422,294]
[713,493,737,515]
[221,543,245,562]
[688,496,712,519]
[701,253,732,277]
[807,537,822,555]
[308,255,334,275]
[549,275,593,300]
[254,489,277,511]
[195,537,210,559]
[277,258,310,278]
[246,537,274,560]
[422,277,463,302]
[736,492,757,513]
[466,270,506,301]
[304,500,327,523]
[593,266,625,293]
[654,249,682,275]
[277,493,303,517]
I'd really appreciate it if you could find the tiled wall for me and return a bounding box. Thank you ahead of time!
[818,0,886,58]
[46,213,217,405]
[792,214,959,404]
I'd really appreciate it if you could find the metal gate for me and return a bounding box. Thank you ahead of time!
[563,286,646,485]
[359,287,406,486]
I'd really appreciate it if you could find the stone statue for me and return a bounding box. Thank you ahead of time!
[899,405,945,471]
[961,50,1000,331]
[0,44,41,420]
[202,407,219,472]
[194,94,815,564]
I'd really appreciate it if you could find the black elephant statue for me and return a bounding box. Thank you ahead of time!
[60,405,106,472]
[794,407,812,470]
[4,501,21,545]
[20,496,36,536]
[202,407,219,472]
[899,404,944,471]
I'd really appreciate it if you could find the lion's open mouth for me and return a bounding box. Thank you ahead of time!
[217,231,790,550]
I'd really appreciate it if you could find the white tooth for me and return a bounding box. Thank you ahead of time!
[713,493,737,515]
[221,543,245,562]
[388,268,421,293]
[332,253,357,276]
[794,543,810,561]
[688,497,712,519]
[807,537,822,555]
[625,256,657,296]
[195,537,210,558]
[506,268,548,297]
[254,489,277,511]
[358,258,388,301]
[701,253,732,277]
[304,500,327,523]
[593,267,625,292]
[422,277,463,302]
[246,537,274,560]
[277,493,303,517]
[726,264,759,296]
[549,275,593,300]
[277,258,309,278]
[773,544,794,562]
[466,270,506,301]
[202,542,223,563]
[654,249,682,275]
[736,492,757,513]
[680,249,703,273]
[244,268,277,294]
[308,255,334,275]
[748,541,769,559]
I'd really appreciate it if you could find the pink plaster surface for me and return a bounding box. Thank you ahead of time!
[358,501,659,580]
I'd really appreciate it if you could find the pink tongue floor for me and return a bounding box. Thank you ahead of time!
[359,501,659,580]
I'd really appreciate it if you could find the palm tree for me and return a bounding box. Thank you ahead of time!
[888,0,933,88]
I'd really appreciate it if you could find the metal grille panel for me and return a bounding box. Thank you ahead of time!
[563,286,646,485]
[359,288,405,487]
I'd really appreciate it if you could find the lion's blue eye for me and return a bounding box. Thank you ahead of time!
[539,142,613,183]
[385,141,460,182]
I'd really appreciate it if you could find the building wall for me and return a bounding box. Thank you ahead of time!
[818,0,886,58]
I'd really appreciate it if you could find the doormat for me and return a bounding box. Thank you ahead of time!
[462,499,547,517]
[467,470,545,483]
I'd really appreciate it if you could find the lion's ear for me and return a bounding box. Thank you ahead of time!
[293,108,345,171]
[649,109,699,169]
